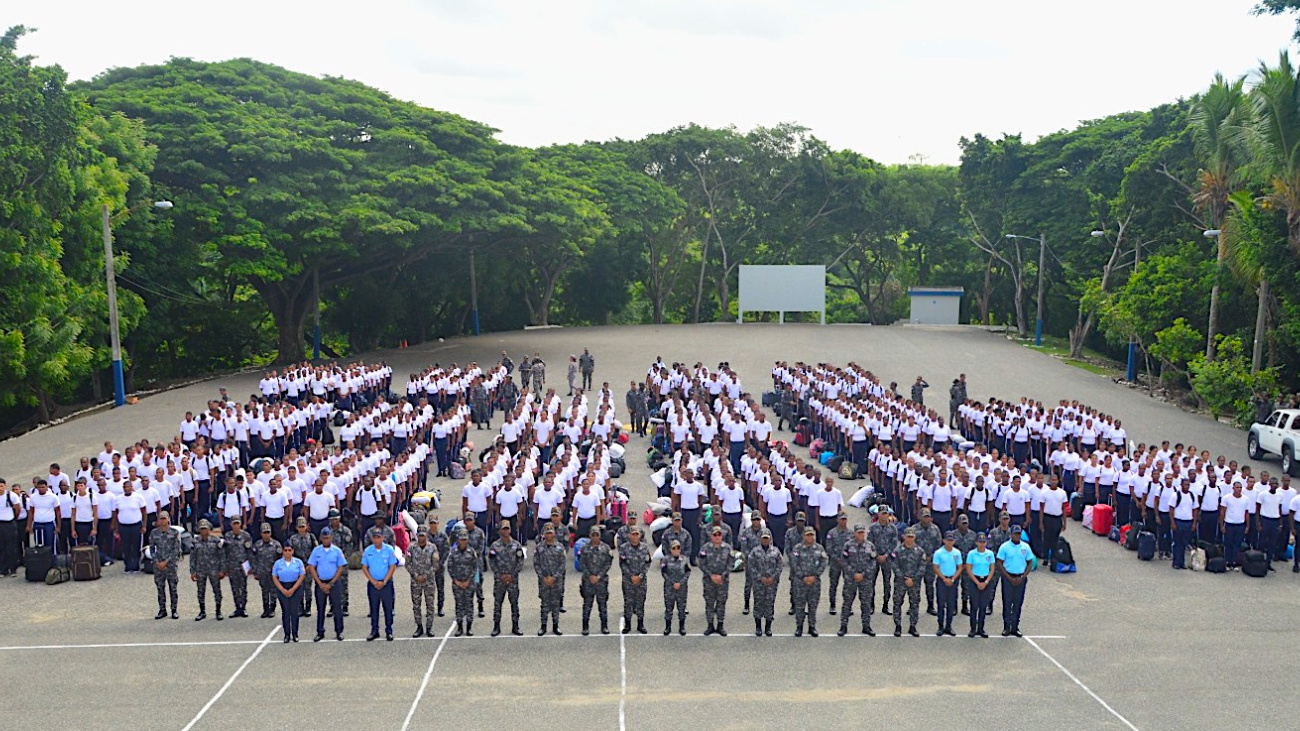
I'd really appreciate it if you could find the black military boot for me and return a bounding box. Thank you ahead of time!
[794,620,804,638]
[664,618,672,636]
[552,617,562,636]
[464,619,473,637]
[477,600,485,619]
[908,623,919,637]
[215,603,223,621]
[837,619,848,636]
[171,604,179,620]
[678,617,686,636]
[622,617,631,635]
[703,621,716,636]
[764,619,772,637]
[195,605,206,622]
[893,622,902,637]
[582,617,591,636]
[743,598,750,615]
[882,600,891,616]
[155,606,167,620]
[454,620,464,637]
[636,616,646,634]
[829,600,837,615]
[808,620,818,638]
[600,616,609,635]
[491,621,501,637]
[863,619,874,637]
[716,620,726,637]
[413,623,425,638]
[756,617,764,636]
[539,612,548,636]
[926,602,936,616]
[944,624,956,637]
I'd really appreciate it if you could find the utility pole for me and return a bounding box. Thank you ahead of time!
[1035,233,1045,347]
[312,268,321,360]
[469,246,480,336]
[103,204,126,408]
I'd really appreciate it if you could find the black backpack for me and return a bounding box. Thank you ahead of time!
[1123,521,1144,551]
[1054,536,1074,565]
[1242,549,1269,577]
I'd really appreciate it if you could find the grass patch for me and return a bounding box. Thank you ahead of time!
[1016,335,1123,377]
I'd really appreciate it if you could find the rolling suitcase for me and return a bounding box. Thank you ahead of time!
[1070,493,1084,522]
[1137,531,1156,561]
[1123,521,1144,551]
[1091,504,1114,537]
[71,545,101,581]
[24,544,54,583]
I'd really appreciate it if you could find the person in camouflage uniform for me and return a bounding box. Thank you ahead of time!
[287,517,319,617]
[867,507,898,616]
[445,529,479,636]
[615,512,639,550]
[660,540,690,635]
[407,526,440,637]
[984,511,1014,614]
[519,357,533,391]
[839,524,879,636]
[222,517,253,618]
[578,349,595,391]
[824,512,852,615]
[461,514,488,618]
[425,516,449,617]
[912,509,943,615]
[892,527,928,637]
[530,355,546,390]
[783,512,809,616]
[327,510,355,617]
[618,526,651,634]
[250,523,282,619]
[746,529,782,636]
[579,527,613,635]
[790,526,828,637]
[698,526,733,636]
[470,380,490,430]
[952,515,977,615]
[658,513,692,561]
[737,513,764,616]
[500,377,519,412]
[488,521,525,637]
[148,511,182,619]
[534,524,567,635]
[189,520,225,621]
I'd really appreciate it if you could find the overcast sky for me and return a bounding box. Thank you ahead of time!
[13,0,1296,164]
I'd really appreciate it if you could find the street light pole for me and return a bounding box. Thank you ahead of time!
[102,204,126,408]
[1035,233,1045,347]
[469,246,480,336]
[103,199,173,407]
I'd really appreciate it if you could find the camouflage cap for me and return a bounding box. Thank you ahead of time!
[854,524,867,533]
[750,512,762,522]
[802,527,816,536]
[230,516,242,525]
[417,526,429,536]
[260,523,272,533]
[590,526,601,537]
[920,508,932,518]
[670,540,682,549]
[543,524,556,534]
[499,519,511,531]
[957,514,969,525]
[837,512,848,520]
[795,511,806,522]
[550,507,562,517]
[902,527,917,538]
[328,509,341,519]
[671,512,682,520]
[198,519,212,530]
[296,516,308,527]
[711,526,723,535]
[759,529,772,538]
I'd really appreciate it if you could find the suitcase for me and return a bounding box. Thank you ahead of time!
[1205,556,1227,573]
[1242,549,1269,577]
[24,545,54,583]
[762,391,778,407]
[1137,531,1156,561]
[1124,521,1144,551]
[45,566,72,585]
[838,461,857,480]
[1091,504,1114,537]
[1070,493,1084,522]
[1082,505,1094,531]
[71,546,101,581]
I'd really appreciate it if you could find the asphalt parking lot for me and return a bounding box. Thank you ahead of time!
[0,323,1293,731]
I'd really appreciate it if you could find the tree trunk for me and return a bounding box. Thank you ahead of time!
[979,255,994,325]
[1205,234,1227,360]
[1252,277,1269,373]
[1012,275,1027,337]
[268,292,310,365]
[651,297,665,325]
[692,238,710,323]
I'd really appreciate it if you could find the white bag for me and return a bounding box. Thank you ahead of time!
[652,545,664,563]
[649,516,672,533]
[610,443,626,460]
[400,510,418,532]
[848,485,874,508]
[1189,547,1206,571]
[651,468,668,489]
[1082,505,1094,531]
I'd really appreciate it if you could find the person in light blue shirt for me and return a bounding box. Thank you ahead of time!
[362,531,400,641]
[931,531,963,637]
[964,534,997,638]
[995,525,1033,637]
[308,528,348,642]
[272,544,306,642]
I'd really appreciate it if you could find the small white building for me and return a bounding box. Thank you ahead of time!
[907,287,964,325]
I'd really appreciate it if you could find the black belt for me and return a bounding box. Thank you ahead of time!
[1004,572,1025,577]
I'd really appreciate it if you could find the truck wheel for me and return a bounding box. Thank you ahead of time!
[1248,434,1263,460]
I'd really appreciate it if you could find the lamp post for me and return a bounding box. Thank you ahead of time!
[1203,229,1223,360]
[103,199,173,407]
[1006,233,1046,345]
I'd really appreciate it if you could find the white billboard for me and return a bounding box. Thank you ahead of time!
[738,265,826,324]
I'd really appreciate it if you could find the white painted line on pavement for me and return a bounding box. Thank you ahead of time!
[0,639,266,651]
[619,618,628,731]
[1024,636,1140,731]
[180,626,278,731]
[399,623,455,731]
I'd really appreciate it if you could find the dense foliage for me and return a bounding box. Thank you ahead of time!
[4,17,1300,431]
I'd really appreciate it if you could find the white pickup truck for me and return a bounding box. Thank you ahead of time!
[1248,408,1300,476]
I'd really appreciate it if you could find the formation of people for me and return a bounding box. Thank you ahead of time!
[3,347,1295,647]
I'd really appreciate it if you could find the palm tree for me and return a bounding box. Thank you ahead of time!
[1190,73,1248,360]
[1247,51,1300,371]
